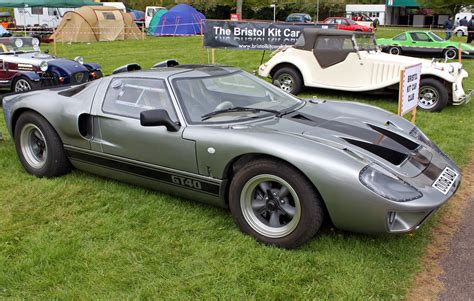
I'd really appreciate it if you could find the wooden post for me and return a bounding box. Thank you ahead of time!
[458,42,462,63]
[211,48,215,64]
[411,107,417,124]
[398,67,405,116]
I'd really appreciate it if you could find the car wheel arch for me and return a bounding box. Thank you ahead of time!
[11,108,46,138]
[270,62,303,81]
[222,153,332,223]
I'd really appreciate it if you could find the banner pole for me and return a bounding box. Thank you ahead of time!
[201,20,204,64]
[211,48,215,64]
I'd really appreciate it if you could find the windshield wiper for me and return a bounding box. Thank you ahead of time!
[201,106,280,121]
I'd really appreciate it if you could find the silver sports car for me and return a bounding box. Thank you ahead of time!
[2,64,461,248]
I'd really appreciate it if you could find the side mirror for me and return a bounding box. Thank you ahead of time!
[140,109,180,132]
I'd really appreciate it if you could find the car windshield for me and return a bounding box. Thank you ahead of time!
[354,33,377,51]
[173,70,303,124]
[428,32,444,41]
[0,37,40,53]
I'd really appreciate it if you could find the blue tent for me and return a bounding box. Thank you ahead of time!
[153,4,205,36]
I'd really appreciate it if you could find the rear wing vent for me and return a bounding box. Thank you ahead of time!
[112,63,142,74]
[152,59,179,69]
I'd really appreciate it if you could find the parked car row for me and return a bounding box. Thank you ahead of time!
[2,59,462,248]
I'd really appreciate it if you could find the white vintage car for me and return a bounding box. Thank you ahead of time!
[258,28,472,112]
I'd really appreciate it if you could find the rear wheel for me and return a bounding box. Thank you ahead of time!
[456,30,463,37]
[443,47,457,60]
[229,159,324,249]
[418,78,448,112]
[389,46,401,55]
[14,111,71,177]
[272,67,303,95]
[13,76,37,93]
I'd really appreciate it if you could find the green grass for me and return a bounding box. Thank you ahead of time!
[0,27,473,299]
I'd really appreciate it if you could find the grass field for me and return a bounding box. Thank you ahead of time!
[0,27,473,299]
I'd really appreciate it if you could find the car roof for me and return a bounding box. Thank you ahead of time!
[112,65,241,80]
[295,28,361,51]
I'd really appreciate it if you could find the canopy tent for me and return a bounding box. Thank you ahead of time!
[152,4,205,36]
[50,6,143,42]
[0,0,100,7]
[147,8,167,35]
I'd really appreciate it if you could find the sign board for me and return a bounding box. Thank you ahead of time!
[203,20,336,50]
[230,13,240,21]
[398,63,421,120]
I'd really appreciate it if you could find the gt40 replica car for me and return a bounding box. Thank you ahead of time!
[0,37,102,92]
[3,64,461,248]
[259,29,472,112]
[377,31,474,59]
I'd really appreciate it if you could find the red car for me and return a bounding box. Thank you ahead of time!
[321,17,372,32]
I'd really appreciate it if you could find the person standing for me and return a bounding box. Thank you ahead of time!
[444,16,454,40]
[467,16,474,43]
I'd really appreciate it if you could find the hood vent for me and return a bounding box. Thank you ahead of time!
[367,124,419,151]
[287,113,328,127]
[343,138,408,165]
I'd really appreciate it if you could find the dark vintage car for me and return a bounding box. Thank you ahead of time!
[0,37,102,92]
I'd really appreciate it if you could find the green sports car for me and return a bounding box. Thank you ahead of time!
[377,31,474,59]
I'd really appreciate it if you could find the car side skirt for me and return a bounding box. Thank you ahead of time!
[64,145,226,208]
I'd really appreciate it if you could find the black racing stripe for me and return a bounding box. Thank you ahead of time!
[66,149,220,196]
[422,162,443,182]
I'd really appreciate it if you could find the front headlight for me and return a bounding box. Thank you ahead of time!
[74,56,84,64]
[39,61,48,72]
[359,164,422,202]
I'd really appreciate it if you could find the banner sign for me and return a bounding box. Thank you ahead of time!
[204,20,336,50]
[399,63,422,116]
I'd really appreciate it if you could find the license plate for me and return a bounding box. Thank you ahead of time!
[432,167,458,195]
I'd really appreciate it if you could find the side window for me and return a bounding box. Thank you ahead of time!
[147,8,155,17]
[102,12,116,20]
[410,32,431,42]
[393,34,407,41]
[31,8,43,15]
[315,36,353,50]
[102,78,177,121]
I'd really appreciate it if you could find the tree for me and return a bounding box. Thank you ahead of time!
[417,0,471,16]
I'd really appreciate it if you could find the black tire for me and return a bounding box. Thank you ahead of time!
[455,30,463,37]
[12,76,38,93]
[14,111,71,177]
[272,67,303,95]
[388,46,401,55]
[418,78,449,112]
[443,47,457,60]
[229,159,324,249]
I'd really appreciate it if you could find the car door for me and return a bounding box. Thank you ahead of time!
[409,32,434,49]
[91,76,198,174]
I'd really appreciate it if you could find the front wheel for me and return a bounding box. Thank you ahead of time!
[14,111,71,177]
[229,159,324,249]
[418,78,449,112]
[272,67,303,95]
